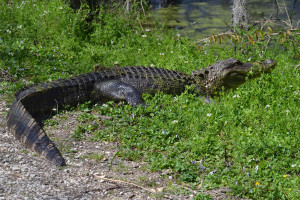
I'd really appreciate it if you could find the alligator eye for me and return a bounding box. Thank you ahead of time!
[226,61,243,69]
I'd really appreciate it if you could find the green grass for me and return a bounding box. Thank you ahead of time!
[1,1,299,199]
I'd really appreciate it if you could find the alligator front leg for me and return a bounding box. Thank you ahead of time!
[94,80,145,106]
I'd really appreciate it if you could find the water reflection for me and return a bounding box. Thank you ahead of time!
[150,0,300,39]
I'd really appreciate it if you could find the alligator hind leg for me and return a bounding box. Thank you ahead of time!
[94,80,145,106]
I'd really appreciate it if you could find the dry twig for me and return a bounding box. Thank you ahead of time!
[94,174,156,193]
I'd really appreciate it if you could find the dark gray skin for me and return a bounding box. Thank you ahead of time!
[6,58,276,166]
[94,80,145,107]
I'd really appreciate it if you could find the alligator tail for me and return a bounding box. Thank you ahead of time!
[7,99,66,166]
[5,72,107,166]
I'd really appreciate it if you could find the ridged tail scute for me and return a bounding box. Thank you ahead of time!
[7,100,66,167]
[6,72,105,166]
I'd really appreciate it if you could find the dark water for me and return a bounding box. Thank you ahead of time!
[150,0,300,38]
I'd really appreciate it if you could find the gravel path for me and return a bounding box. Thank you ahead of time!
[0,99,247,200]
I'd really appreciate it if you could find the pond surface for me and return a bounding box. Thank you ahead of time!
[150,0,300,39]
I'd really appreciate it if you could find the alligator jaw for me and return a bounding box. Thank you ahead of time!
[249,59,277,74]
[222,59,277,89]
[192,58,277,95]
[228,58,274,75]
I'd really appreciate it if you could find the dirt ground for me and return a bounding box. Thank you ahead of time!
[0,98,248,200]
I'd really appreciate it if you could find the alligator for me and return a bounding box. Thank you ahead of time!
[6,58,276,166]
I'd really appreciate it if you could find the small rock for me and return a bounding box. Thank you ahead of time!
[12,166,20,171]
[161,169,172,175]
[75,163,82,167]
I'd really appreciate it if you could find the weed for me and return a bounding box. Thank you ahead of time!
[193,193,213,200]
[89,153,105,161]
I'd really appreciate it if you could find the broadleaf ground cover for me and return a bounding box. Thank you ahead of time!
[0,1,299,199]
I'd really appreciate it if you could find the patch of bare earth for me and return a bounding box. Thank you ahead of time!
[0,99,249,200]
[0,71,15,82]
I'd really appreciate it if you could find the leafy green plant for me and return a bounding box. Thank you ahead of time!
[72,124,98,140]
[88,153,105,161]
[193,193,213,200]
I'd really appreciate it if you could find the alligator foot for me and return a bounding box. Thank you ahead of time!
[94,80,145,107]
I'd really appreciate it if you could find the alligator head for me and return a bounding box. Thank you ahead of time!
[192,57,277,96]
